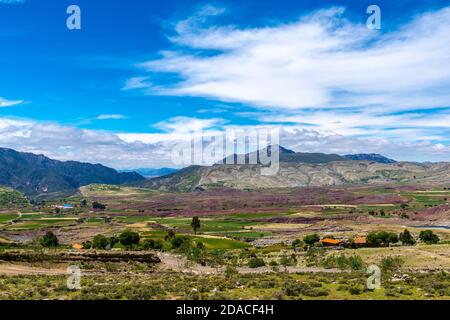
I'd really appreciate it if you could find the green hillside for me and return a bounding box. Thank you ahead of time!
[0,187,29,207]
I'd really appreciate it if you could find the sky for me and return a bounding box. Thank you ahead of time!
[0,0,449,168]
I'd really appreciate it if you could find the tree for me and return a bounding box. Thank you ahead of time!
[165,229,176,241]
[80,199,88,207]
[141,239,155,250]
[171,236,190,249]
[40,231,59,247]
[303,234,320,245]
[108,236,119,248]
[419,230,439,244]
[248,257,266,268]
[399,229,416,245]
[291,239,303,248]
[92,201,106,210]
[191,216,201,234]
[119,230,140,249]
[92,234,109,249]
[367,231,398,247]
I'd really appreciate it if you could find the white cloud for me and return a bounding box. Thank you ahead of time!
[0,97,24,107]
[0,116,448,169]
[96,114,126,120]
[0,0,24,3]
[136,6,450,111]
[153,116,226,133]
[121,77,152,91]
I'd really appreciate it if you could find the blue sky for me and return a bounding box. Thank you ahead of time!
[0,0,449,168]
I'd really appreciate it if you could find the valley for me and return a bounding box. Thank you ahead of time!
[0,181,448,300]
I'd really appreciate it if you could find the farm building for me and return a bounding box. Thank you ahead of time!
[320,238,342,246]
[353,236,367,247]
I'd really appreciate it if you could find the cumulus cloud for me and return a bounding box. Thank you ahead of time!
[0,97,24,107]
[0,116,448,169]
[137,6,450,111]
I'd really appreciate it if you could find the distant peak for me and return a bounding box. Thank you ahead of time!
[344,153,396,164]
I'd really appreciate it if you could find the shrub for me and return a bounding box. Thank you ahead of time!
[380,256,404,272]
[40,231,59,247]
[92,234,109,249]
[399,229,416,245]
[291,239,303,248]
[171,236,191,249]
[367,231,399,246]
[141,239,155,250]
[92,201,106,210]
[303,234,320,245]
[419,230,439,244]
[119,230,140,249]
[248,257,266,268]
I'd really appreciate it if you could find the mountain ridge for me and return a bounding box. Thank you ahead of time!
[0,147,145,198]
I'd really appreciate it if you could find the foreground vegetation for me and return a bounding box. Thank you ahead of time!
[0,269,448,300]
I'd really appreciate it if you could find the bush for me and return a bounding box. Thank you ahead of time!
[291,239,303,248]
[171,236,191,249]
[399,229,416,245]
[119,230,140,249]
[303,234,320,245]
[92,201,106,210]
[248,257,266,268]
[348,285,364,295]
[141,239,155,250]
[40,231,59,247]
[419,230,439,244]
[367,231,399,246]
[92,235,109,249]
[380,256,404,272]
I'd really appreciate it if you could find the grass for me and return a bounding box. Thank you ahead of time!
[0,213,18,224]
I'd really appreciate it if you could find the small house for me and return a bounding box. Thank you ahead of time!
[353,236,367,247]
[320,238,342,246]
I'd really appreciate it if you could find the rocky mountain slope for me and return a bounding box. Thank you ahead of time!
[143,147,449,191]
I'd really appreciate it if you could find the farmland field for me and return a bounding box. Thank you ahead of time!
[0,183,449,300]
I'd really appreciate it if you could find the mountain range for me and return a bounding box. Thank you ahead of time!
[0,146,447,197]
[0,147,145,198]
[142,146,448,191]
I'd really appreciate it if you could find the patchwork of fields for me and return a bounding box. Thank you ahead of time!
[0,183,449,299]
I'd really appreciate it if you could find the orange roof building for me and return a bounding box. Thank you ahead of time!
[353,236,367,245]
[320,238,342,246]
[72,243,83,250]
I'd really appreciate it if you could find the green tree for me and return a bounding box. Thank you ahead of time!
[119,230,140,250]
[291,239,303,248]
[92,201,106,210]
[165,229,176,240]
[248,257,266,268]
[92,234,109,249]
[191,216,201,234]
[171,236,190,249]
[141,239,155,250]
[40,231,59,247]
[419,230,439,244]
[303,234,320,245]
[399,229,416,245]
[367,231,398,247]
